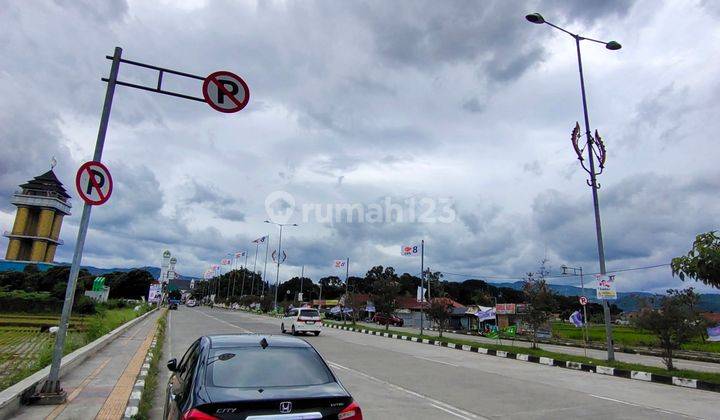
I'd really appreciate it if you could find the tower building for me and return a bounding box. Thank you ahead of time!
[3,169,71,263]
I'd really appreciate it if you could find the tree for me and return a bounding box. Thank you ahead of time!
[522,277,557,349]
[318,276,343,299]
[371,268,401,331]
[634,288,705,370]
[426,299,453,338]
[424,269,444,299]
[671,231,720,289]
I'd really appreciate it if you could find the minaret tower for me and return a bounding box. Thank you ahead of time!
[4,164,71,263]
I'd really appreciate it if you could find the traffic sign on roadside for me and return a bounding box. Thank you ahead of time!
[75,161,113,205]
[579,296,588,306]
[202,70,250,113]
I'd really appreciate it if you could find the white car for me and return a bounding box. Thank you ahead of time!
[186,299,196,307]
[282,307,322,336]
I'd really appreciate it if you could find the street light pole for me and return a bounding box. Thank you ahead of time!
[266,220,298,311]
[526,12,620,361]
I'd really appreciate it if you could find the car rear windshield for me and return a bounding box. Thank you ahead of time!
[300,309,319,317]
[206,347,333,388]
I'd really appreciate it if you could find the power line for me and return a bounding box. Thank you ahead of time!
[439,263,670,282]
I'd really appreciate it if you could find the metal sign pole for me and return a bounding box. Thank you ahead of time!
[262,235,270,296]
[420,240,424,336]
[39,47,122,402]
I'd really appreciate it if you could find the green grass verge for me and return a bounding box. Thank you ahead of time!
[133,310,167,420]
[325,321,720,385]
[552,321,719,353]
[0,305,152,392]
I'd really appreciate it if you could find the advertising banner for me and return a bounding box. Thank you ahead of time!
[496,303,516,315]
[596,275,617,300]
[148,284,162,303]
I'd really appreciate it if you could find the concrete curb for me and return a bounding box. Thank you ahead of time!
[123,335,158,419]
[0,308,157,419]
[324,322,720,394]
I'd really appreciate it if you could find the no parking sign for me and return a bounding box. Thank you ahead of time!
[75,161,113,205]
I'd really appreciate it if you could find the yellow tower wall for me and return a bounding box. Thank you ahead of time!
[5,239,21,260]
[10,207,29,235]
[50,213,64,240]
[30,240,48,261]
[44,244,58,262]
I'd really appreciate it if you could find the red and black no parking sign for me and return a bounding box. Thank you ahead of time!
[202,71,250,113]
[76,161,113,205]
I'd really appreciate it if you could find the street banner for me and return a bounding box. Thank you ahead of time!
[148,284,162,303]
[569,310,584,327]
[596,275,617,300]
[333,259,347,269]
[401,244,420,256]
[496,303,516,315]
[416,286,426,303]
[708,325,720,342]
[475,306,496,322]
[253,235,268,244]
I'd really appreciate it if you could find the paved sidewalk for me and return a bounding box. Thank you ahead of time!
[345,321,720,374]
[14,310,161,420]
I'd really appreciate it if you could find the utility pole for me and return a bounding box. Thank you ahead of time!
[420,240,425,336]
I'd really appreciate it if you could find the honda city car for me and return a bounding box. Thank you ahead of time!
[163,334,362,419]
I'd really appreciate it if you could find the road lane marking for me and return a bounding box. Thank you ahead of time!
[327,361,486,420]
[414,356,459,367]
[431,403,472,419]
[194,309,253,333]
[589,395,700,419]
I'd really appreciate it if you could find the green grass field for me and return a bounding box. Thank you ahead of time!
[0,306,149,391]
[552,322,720,353]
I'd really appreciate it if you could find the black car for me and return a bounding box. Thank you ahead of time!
[163,334,362,420]
[169,302,178,310]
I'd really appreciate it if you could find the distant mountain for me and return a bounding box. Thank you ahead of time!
[489,280,720,312]
[0,260,199,282]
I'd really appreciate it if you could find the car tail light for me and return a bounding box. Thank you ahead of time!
[338,401,362,420]
[182,408,220,420]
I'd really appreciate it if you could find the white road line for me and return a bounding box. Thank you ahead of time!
[589,395,701,419]
[327,361,486,420]
[194,309,254,333]
[414,356,459,367]
[431,404,472,419]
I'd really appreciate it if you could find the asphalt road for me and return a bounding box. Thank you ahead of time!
[152,307,720,420]
[348,321,720,374]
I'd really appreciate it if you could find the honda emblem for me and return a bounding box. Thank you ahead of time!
[279,401,292,413]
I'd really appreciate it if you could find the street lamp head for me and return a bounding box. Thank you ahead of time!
[561,265,568,275]
[264,220,271,224]
[291,223,298,226]
[525,13,545,24]
[605,41,622,50]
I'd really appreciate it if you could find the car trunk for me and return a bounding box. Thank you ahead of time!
[197,383,352,419]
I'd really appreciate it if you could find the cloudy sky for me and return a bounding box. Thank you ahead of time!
[1,0,719,294]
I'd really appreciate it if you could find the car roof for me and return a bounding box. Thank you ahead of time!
[207,334,313,349]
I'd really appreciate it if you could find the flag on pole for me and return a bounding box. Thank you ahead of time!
[253,235,268,244]
[220,258,231,265]
[211,264,220,270]
[502,325,517,338]
[569,310,584,327]
[235,251,246,258]
[416,286,427,302]
[333,259,347,269]
[401,244,420,256]
[708,325,720,342]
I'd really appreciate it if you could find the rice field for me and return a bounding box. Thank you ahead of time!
[0,314,86,390]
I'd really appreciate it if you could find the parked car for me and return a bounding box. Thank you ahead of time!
[163,335,362,419]
[373,314,403,327]
[169,302,178,310]
[185,299,196,307]
[282,308,322,336]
